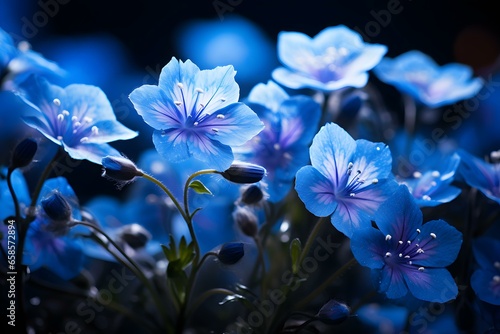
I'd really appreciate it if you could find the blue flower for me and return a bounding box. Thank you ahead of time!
[1,27,64,90]
[350,185,462,302]
[23,177,85,280]
[471,236,500,305]
[399,153,462,207]
[129,57,264,171]
[457,149,500,204]
[18,75,138,164]
[373,50,483,108]
[272,25,387,92]
[235,81,321,202]
[356,303,408,334]
[295,122,397,237]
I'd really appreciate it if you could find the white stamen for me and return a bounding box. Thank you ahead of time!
[193,122,199,126]
[174,101,182,106]
[422,195,431,201]
[91,126,99,135]
[71,116,78,122]
[493,275,500,283]
[57,136,63,141]
[53,98,61,106]
[404,255,410,259]
[407,240,411,244]
[385,252,392,257]
[418,267,425,272]
[430,233,437,239]
[18,41,31,52]
[83,117,92,123]
[376,147,381,151]
[408,261,413,265]
[431,171,441,178]
[274,143,280,150]
[80,137,89,143]
[57,114,64,122]
[416,229,421,234]
[385,234,392,241]
[283,152,292,160]
[372,178,379,184]
[348,162,353,169]
[399,253,403,258]
[74,122,82,128]
[62,110,70,116]
[217,114,225,119]
[195,88,204,93]
[349,193,356,197]
[431,181,437,186]
[413,171,422,178]
[177,82,184,89]
[417,248,424,254]
[398,241,403,245]
[494,261,500,269]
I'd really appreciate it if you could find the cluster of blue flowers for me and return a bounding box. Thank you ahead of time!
[1,20,499,334]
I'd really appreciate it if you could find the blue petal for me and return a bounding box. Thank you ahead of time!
[63,84,116,121]
[411,219,462,267]
[350,227,385,269]
[378,267,408,299]
[374,185,422,242]
[343,44,388,76]
[85,120,138,143]
[63,142,122,165]
[276,31,313,73]
[471,269,500,305]
[295,166,337,217]
[39,177,81,220]
[404,267,458,302]
[201,102,264,146]
[309,123,356,188]
[351,139,393,181]
[247,80,289,111]
[153,129,234,171]
[278,95,321,147]
[332,199,375,237]
[129,84,185,129]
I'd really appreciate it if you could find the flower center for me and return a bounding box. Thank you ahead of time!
[342,162,378,198]
[383,228,437,272]
[52,98,99,145]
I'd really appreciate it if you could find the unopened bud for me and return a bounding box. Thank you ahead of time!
[240,184,264,205]
[41,192,72,222]
[10,138,37,169]
[221,162,266,184]
[316,299,350,325]
[233,206,258,237]
[117,223,151,249]
[218,242,245,265]
[102,156,144,182]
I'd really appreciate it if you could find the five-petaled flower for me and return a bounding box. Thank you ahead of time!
[129,57,264,171]
[373,50,483,108]
[19,75,138,164]
[350,185,462,302]
[295,122,398,237]
[235,80,321,202]
[272,25,387,92]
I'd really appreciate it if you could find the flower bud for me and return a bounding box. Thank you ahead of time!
[10,138,37,169]
[101,156,144,182]
[41,192,72,222]
[233,206,258,237]
[240,184,264,205]
[117,223,152,249]
[221,162,266,184]
[218,242,245,265]
[316,299,350,325]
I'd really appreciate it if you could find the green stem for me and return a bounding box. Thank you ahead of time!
[73,221,173,332]
[142,173,188,223]
[298,215,329,266]
[296,257,358,310]
[253,235,267,297]
[403,94,417,137]
[7,168,20,219]
[28,148,64,213]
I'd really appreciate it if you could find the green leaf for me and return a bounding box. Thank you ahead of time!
[189,180,213,195]
[290,238,302,274]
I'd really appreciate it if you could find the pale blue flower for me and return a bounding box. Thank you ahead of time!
[19,75,138,164]
[272,25,387,92]
[374,50,483,108]
[295,122,398,237]
[129,57,264,171]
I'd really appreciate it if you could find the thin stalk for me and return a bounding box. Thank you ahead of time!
[186,288,236,320]
[73,221,173,332]
[298,216,329,266]
[142,173,188,223]
[296,257,358,310]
